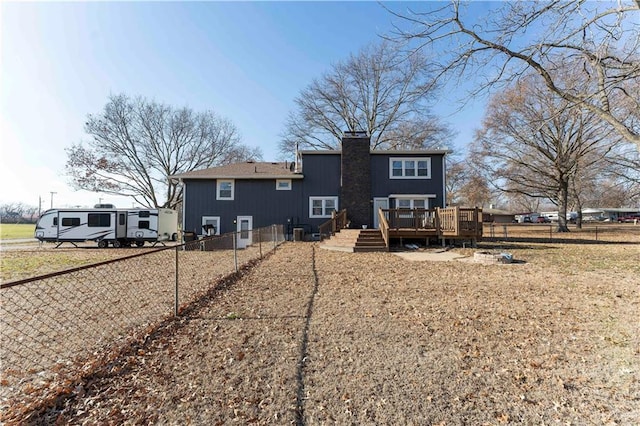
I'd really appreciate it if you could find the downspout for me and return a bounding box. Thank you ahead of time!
[181,179,186,236]
[442,152,448,208]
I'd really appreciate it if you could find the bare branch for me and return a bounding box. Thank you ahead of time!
[389,0,640,149]
[279,40,451,155]
[66,94,258,208]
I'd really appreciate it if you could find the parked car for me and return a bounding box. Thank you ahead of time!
[617,214,640,223]
[536,216,551,223]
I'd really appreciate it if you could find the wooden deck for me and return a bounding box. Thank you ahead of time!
[379,207,483,243]
[320,207,483,250]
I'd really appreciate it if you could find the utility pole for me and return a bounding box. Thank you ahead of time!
[38,196,42,216]
[50,192,56,209]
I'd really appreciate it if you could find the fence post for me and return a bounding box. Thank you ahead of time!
[233,231,238,272]
[258,227,262,259]
[174,245,179,316]
[272,224,276,251]
[595,226,598,241]
[549,225,553,241]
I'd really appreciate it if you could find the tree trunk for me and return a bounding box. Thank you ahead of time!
[556,181,570,233]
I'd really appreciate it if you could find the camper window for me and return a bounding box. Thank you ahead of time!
[88,213,111,227]
[62,217,80,227]
[139,211,150,218]
[139,221,150,229]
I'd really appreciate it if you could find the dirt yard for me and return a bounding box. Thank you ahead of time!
[2,229,639,424]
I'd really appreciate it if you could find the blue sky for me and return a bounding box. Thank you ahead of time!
[1,1,486,208]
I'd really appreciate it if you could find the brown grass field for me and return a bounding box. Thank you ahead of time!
[1,224,639,424]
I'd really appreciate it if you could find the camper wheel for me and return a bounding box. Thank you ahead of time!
[113,240,122,248]
[171,233,178,242]
[98,240,108,249]
[135,241,144,247]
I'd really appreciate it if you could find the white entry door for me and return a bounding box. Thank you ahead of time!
[373,198,389,229]
[236,216,253,249]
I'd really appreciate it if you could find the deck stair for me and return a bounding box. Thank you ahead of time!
[354,229,388,252]
[320,229,388,252]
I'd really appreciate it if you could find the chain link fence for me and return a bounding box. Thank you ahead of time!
[484,222,640,242]
[0,224,285,407]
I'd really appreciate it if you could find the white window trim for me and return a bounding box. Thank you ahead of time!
[216,179,235,200]
[389,157,431,179]
[309,196,339,218]
[393,197,430,209]
[276,179,292,191]
[201,216,221,236]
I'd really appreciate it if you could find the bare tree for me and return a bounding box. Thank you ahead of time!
[505,194,542,216]
[444,159,467,206]
[389,1,640,150]
[446,155,495,208]
[0,203,37,223]
[66,94,261,209]
[456,171,493,208]
[471,74,629,232]
[280,41,453,153]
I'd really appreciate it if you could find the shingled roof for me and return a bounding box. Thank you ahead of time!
[171,161,303,180]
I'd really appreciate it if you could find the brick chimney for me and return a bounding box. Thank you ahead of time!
[341,131,371,228]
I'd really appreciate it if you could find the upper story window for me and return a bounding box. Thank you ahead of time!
[309,196,338,218]
[276,179,292,191]
[390,157,431,179]
[217,180,234,200]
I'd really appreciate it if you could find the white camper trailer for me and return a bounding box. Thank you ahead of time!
[34,207,178,248]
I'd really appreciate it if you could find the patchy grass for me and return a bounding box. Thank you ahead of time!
[0,223,35,240]
[3,230,639,424]
[0,247,139,283]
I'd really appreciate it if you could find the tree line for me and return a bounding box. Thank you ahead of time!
[0,203,39,224]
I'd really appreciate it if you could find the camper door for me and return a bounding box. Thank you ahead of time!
[116,212,127,239]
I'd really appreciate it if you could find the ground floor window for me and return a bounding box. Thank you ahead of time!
[309,196,339,218]
[201,216,221,236]
[394,198,427,209]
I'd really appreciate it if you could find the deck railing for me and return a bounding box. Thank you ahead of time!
[377,208,390,248]
[438,206,483,237]
[379,207,482,239]
[383,208,439,230]
[318,209,348,240]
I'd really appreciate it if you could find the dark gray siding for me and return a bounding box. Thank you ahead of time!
[182,151,447,236]
[183,178,304,234]
[300,153,341,231]
[182,180,214,234]
[371,154,446,208]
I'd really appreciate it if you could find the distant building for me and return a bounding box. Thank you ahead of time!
[482,208,515,223]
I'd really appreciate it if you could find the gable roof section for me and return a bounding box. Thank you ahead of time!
[171,162,303,180]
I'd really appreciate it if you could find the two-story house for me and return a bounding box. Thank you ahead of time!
[172,132,451,244]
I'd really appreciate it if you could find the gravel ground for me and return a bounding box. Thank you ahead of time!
[2,231,639,424]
